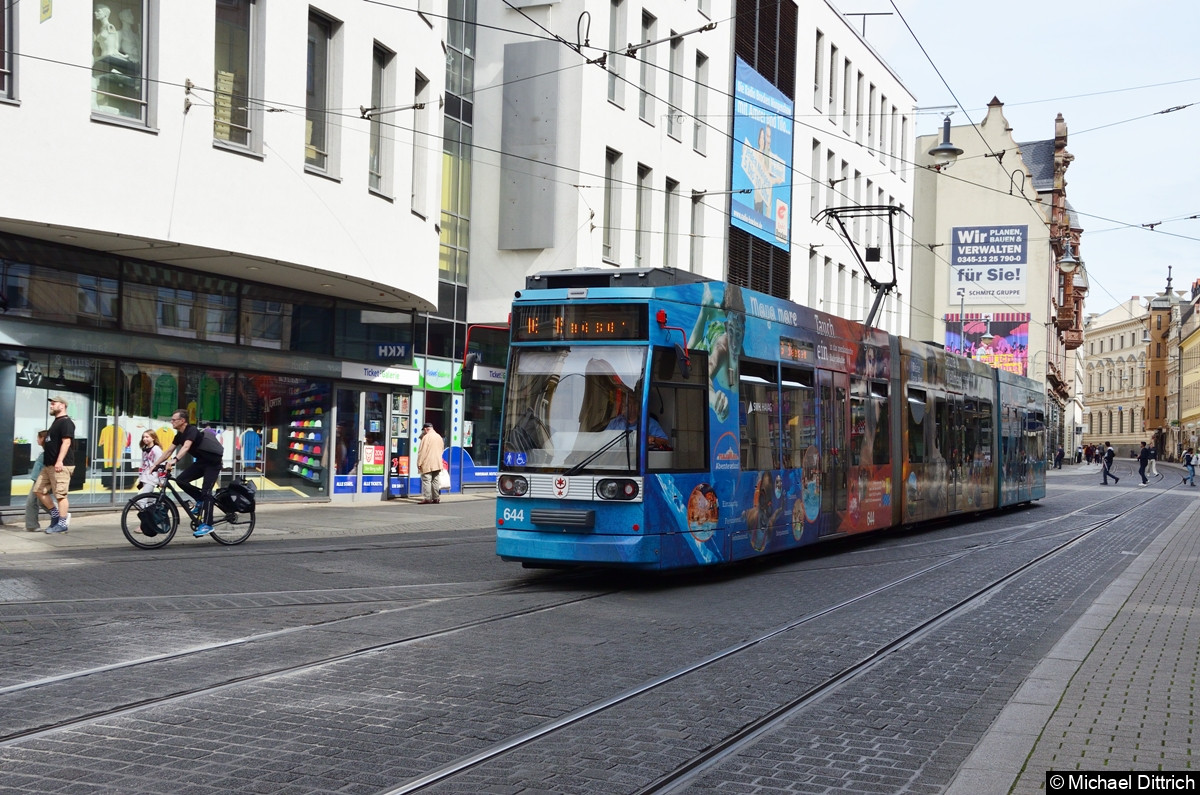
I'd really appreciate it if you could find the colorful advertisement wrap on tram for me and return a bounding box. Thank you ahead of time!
[495,270,1044,570]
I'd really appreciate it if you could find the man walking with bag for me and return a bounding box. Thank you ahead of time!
[1102,441,1120,485]
[417,422,445,504]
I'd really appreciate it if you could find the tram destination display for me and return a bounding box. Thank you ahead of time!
[512,304,647,342]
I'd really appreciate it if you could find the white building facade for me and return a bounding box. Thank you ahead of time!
[466,0,914,331]
[0,1,446,511]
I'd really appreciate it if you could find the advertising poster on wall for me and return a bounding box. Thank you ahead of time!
[731,57,794,251]
[944,312,1031,375]
[949,225,1029,304]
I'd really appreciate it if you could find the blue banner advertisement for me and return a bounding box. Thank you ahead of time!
[731,58,794,252]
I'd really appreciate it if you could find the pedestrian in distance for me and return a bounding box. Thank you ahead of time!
[1148,444,1160,479]
[1137,441,1151,485]
[24,429,48,531]
[36,396,76,533]
[1184,448,1196,486]
[1076,445,1083,465]
[1102,441,1120,485]
[1054,446,1064,469]
[417,421,445,504]
[151,410,224,537]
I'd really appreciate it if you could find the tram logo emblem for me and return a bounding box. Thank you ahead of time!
[553,476,569,498]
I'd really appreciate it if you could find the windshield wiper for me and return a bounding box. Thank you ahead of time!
[564,428,634,476]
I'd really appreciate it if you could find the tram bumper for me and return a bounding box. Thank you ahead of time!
[497,527,663,567]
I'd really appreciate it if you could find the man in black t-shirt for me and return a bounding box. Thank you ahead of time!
[37,395,76,534]
[152,410,223,537]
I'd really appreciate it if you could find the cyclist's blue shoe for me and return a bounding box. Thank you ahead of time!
[184,501,203,519]
[193,524,213,537]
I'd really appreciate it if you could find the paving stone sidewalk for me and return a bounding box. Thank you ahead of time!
[947,496,1200,792]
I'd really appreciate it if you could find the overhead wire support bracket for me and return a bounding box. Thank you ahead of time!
[813,205,909,330]
[625,21,716,57]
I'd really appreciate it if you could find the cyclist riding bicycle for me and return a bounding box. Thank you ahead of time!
[151,410,224,537]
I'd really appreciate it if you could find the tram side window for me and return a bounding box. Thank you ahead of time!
[739,360,778,470]
[649,347,708,470]
[851,378,890,466]
[933,396,951,464]
[781,367,815,469]
[907,388,926,462]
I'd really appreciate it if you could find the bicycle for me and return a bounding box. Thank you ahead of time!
[120,470,256,550]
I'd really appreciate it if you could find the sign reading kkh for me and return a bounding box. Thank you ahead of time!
[949,225,1029,304]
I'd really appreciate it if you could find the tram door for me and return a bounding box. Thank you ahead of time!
[947,396,964,512]
[818,370,848,536]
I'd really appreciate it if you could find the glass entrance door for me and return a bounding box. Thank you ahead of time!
[333,387,389,498]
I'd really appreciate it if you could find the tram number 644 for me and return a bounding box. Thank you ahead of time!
[502,508,526,522]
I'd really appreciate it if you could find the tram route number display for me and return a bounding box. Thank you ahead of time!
[949,225,1029,304]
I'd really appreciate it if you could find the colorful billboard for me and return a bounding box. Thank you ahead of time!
[944,312,1031,375]
[731,58,794,251]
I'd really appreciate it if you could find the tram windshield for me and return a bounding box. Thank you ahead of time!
[501,345,648,473]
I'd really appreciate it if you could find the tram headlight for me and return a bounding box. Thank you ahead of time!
[596,479,639,501]
[498,475,529,497]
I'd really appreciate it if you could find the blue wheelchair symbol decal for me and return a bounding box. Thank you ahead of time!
[504,452,527,467]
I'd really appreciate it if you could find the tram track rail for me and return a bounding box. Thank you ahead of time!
[376,485,1182,794]
[0,483,1183,792]
[0,583,618,746]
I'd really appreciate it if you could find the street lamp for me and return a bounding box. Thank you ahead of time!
[927,115,963,171]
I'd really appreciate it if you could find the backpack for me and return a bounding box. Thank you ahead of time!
[1186,453,1193,467]
[194,429,225,460]
[214,477,257,513]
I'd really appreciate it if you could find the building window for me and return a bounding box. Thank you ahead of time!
[827,45,838,115]
[214,0,261,148]
[812,30,824,109]
[855,72,864,142]
[663,178,679,268]
[368,44,395,194]
[638,12,656,123]
[1,0,13,100]
[411,72,431,214]
[603,148,621,263]
[689,191,704,271]
[305,10,336,172]
[607,0,625,106]
[842,60,852,134]
[692,52,708,153]
[667,34,683,140]
[92,1,149,123]
[635,164,652,266]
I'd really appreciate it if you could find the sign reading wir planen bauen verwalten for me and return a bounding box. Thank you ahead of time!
[949,225,1029,304]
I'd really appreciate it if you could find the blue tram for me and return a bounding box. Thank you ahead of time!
[495,268,1045,570]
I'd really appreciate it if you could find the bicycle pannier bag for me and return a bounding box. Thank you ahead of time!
[137,503,169,536]
[216,478,257,513]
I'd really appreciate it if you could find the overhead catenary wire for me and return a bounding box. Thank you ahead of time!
[7,1,1197,323]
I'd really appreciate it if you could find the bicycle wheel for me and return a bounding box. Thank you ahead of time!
[209,508,255,545]
[120,493,179,550]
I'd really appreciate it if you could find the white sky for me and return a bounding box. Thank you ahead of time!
[854,0,1200,317]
